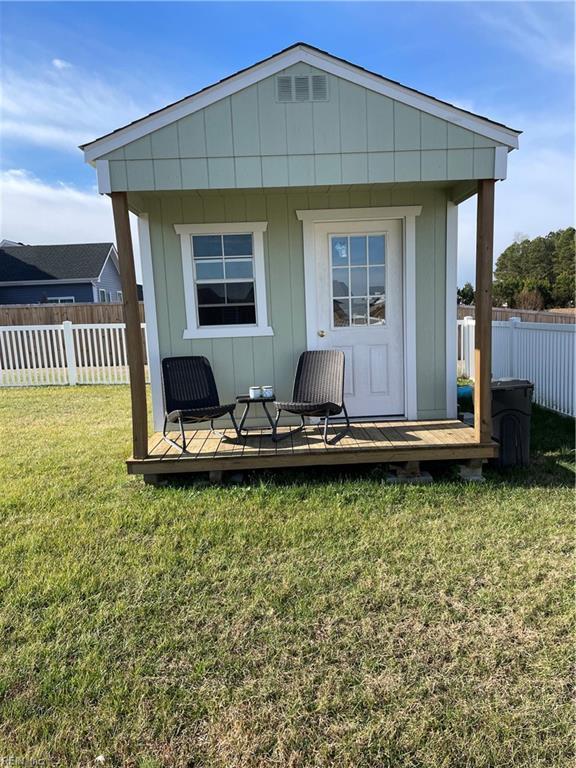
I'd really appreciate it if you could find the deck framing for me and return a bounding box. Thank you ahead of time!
[127,420,498,475]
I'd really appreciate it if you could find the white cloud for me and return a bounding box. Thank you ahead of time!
[475,3,574,74]
[0,170,141,280]
[52,58,72,70]
[0,63,151,152]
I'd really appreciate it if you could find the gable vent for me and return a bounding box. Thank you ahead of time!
[294,75,310,101]
[276,74,328,103]
[277,76,293,102]
[311,74,328,101]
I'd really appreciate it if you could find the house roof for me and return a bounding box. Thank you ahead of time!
[81,42,521,163]
[0,243,116,283]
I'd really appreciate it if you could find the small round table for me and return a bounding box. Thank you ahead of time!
[236,395,276,434]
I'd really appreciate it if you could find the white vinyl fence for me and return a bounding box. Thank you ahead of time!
[458,316,575,417]
[0,321,149,387]
[2,319,574,417]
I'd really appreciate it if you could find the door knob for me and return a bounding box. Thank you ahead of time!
[318,330,326,338]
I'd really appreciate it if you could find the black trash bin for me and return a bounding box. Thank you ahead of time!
[491,379,534,468]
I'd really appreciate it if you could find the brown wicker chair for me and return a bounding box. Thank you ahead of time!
[273,350,350,445]
[162,356,240,453]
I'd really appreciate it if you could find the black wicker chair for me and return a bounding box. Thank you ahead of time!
[273,350,350,445]
[161,356,240,453]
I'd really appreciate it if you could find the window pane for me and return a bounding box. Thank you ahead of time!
[333,298,350,327]
[193,235,222,258]
[369,266,385,295]
[368,235,385,265]
[197,283,225,305]
[196,260,224,280]
[350,236,367,265]
[223,234,253,257]
[351,267,367,296]
[331,237,348,266]
[198,305,256,326]
[351,297,368,325]
[226,282,255,304]
[225,259,253,279]
[369,297,386,324]
[332,267,349,297]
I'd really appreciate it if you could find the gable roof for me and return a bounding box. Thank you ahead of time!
[0,243,116,283]
[81,42,520,163]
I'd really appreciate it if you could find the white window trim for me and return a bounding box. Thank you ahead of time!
[116,290,124,302]
[98,288,107,302]
[297,206,421,420]
[47,296,75,304]
[174,221,273,339]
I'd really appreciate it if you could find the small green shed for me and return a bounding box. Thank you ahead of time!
[82,43,519,476]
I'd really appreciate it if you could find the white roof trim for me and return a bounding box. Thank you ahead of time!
[95,246,120,281]
[83,45,519,163]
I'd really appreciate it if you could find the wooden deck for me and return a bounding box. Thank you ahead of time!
[127,420,498,476]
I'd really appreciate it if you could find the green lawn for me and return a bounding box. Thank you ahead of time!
[0,386,573,767]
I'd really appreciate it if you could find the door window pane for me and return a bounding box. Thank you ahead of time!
[196,260,224,280]
[331,237,348,266]
[330,233,386,327]
[332,268,349,297]
[351,297,368,325]
[369,297,386,324]
[333,299,350,327]
[351,267,367,297]
[368,235,385,265]
[350,236,367,265]
[193,235,222,258]
[369,266,385,295]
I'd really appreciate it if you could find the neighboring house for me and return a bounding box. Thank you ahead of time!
[0,242,125,304]
[82,42,519,456]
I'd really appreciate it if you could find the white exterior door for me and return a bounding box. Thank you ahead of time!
[312,219,405,417]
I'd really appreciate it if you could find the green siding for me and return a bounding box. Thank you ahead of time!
[105,64,506,191]
[140,184,449,424]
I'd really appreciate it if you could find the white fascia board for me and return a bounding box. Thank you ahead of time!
[83,46,519,163]
[494,146,508,180]
[95,160,111,192]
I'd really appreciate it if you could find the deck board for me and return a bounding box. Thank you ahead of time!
[129,420,498,475]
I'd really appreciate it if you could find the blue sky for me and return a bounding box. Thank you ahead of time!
[1,1,574,283]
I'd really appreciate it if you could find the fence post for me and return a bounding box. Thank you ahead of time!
[62,321,77,386]
[463,316,474,378]
[509,317,521,377]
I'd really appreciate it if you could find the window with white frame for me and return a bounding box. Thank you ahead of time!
[175,222,272,339]
[116,290,123,302]
[47,296,75,304]
[98,288,107,302]
[193,233,256,326]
